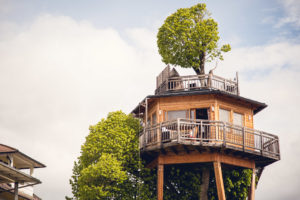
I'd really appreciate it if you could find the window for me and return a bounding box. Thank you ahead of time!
[166,110,188,121]
[233,112,243,126]
[152,112,157,125]
[219,108,230,123]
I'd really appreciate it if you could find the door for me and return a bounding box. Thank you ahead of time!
[196,108,209,140]
[196,108,208,120]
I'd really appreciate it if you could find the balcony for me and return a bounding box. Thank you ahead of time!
[155,74,239,96]
[139,119,280,166]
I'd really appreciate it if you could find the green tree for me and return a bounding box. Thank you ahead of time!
[67,111,254,200]
[157,3,231,75]
[67,111,156,200]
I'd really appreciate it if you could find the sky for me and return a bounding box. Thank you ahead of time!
[0,0,299,199]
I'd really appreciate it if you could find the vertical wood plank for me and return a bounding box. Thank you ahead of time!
[157,164,164,200]
[14,182,18,200]
[248,168,256,200]
[213,162,226,200]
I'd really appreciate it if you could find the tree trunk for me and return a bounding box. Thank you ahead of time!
[193,67,202,75]
[199,167,210,200]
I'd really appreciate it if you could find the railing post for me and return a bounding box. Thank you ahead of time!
[200,121,203,145]
[260,132,263,156]
[277,137,281,160]
[159,123,162,147]
[223,123,226,147]
[177,118,181,143]
[242,127,245,151]
[236,71,240,95]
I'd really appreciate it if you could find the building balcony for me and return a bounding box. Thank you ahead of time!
[155,73,239,96]
[139,119,280,167]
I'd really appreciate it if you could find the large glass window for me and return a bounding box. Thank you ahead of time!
[233,112,243,126]
[219,108,230,123]
[167,110,187,120]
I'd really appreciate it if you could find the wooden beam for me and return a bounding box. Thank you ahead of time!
[158,152,255,169]
[248,168,256,200]
[183,145,190,154]
[14,182,18,200]
[213,162,226,200]
[157,164,164,200]
[160,148,167,155]
[196,146,202,153]
[146,158,158,169]
[171,147,178,155]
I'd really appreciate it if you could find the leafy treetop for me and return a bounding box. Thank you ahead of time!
[157,3,231,75]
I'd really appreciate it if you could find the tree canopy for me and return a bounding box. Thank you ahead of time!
[157,3,231,75]
[67,111,255,200]
[67,111,155,200]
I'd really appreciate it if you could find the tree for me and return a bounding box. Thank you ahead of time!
[67,111,255,200]
[157,3,231,75]
[67,111,156,200]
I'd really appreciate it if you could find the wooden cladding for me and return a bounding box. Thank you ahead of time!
[145,94,254,129]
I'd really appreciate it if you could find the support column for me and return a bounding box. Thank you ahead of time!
[248,168,256,200]
[157,164,164,200]
[213,162,226,200]
[14,182,18,200]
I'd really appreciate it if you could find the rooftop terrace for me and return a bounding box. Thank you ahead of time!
[155,66,239,96]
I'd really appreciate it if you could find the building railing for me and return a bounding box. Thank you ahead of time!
[155,74,239,95]
[139,119,280,160]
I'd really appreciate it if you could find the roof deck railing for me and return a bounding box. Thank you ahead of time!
[139,119,280,161]
[155,74,239,95]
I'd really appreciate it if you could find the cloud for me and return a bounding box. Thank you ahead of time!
[0,14,164,199]
[0,13,299,200]
[216,42,300,200]
[276,0,300,28]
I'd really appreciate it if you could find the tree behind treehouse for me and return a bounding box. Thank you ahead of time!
[67,111,156,200]
[157,3,231,75]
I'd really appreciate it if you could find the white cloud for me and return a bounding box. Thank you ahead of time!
[0,12,300,200]
[276,0,300,28]
[0,14,164,199]
[216,42,300,200]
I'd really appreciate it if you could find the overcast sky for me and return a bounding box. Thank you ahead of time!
[0,0,299,199]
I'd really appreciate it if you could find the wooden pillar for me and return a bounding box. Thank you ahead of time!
[157,164,164,200]
[213,162,226,200]
[14,182,18,200]
[248,168,256,200]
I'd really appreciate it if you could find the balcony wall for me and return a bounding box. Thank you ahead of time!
[139,119,280,163]
[155,74,239,95]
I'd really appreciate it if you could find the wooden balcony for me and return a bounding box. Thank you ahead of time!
[155,74,239,95]
[139,119,280,167]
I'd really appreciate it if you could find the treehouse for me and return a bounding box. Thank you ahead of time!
[132,66,280,200]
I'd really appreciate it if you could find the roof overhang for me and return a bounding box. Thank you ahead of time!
[0,162,41,185]
[0,144,46,169]
[131,89,267,116]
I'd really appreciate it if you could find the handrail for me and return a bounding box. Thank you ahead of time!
[155,74,239,95]
[139,119,280,160]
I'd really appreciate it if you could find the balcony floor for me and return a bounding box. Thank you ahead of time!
[141,140,279,168]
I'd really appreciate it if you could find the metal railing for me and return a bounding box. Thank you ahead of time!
[155,74,239,95]
[139,119,280,160]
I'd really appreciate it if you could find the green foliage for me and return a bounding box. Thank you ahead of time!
[164,165,202,200]
[208,168,253,200]
[67,110,254,200]
[67,111,155,200]
[157,3,231,74]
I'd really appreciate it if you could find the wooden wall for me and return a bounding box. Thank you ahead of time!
[145,94,254,129]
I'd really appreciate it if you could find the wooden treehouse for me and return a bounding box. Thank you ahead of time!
[132,66,280,200]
